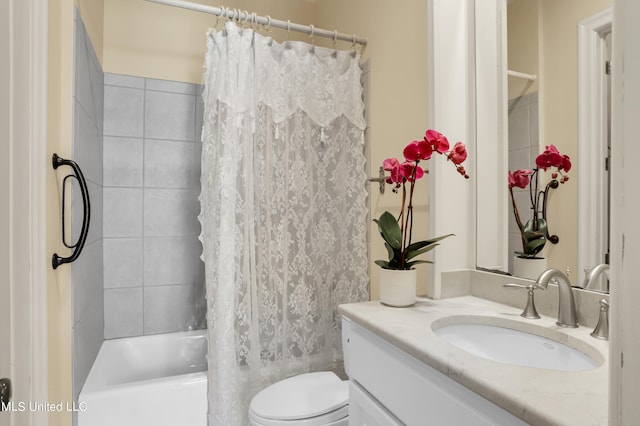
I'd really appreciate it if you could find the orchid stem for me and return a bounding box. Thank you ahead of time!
[509,186,527,253]
[400,182,407,267]
[531,168,539,229]
[401,162,419,269]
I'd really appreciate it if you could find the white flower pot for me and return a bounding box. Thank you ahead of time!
[379,268,417,307]
[513,256,548,280]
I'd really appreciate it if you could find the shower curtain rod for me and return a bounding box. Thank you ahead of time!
[144,0,368,47]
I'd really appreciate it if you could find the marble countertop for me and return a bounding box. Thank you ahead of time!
[339,295,609,426]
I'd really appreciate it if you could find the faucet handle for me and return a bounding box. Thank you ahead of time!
[591,298,609,340]
[581,266,591,288]
[503,283,528,289]
[503,283,542,319]
[504,282,546,291]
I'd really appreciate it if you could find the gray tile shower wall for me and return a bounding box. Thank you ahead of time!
[103,72,206,339]
[507,92,540,273]
[72,8,104,408]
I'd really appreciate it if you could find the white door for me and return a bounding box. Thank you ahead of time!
[1,0,49,425]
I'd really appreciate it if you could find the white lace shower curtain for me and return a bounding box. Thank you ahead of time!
[199,22,369,425]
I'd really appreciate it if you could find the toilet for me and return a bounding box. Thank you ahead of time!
[248,371,349,425]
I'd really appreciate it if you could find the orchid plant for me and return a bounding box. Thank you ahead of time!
[508,144,571,258]
[374,130,469,270]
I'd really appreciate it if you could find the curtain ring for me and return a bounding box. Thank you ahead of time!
[265,15,271,30]
[287,20,291,39]
[252,12,257,29]
[333,29,338,47]
[351,34,357,49]
[214,5,222,27]
[309,24,315,42]
[243,10,250,26]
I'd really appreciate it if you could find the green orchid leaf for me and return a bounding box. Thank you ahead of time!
[418,233,455,246]
[525,238,546,255]
[373,211,402,250]
[521,218,547,256]
[404,235,453,261]
[405,234,454,260]
[384,242,396,261]
[374,213,456,269]
[524,218,548,234]
[524,230,545,238]
[514,251,544,259]
[375,260,391,269]
[405,244,440,261]
[405,260,433,268]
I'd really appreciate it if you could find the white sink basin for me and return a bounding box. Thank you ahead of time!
[432,316,603,372]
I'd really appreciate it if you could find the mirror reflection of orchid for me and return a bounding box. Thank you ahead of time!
[374,130,470,270]
[508,144,571,258]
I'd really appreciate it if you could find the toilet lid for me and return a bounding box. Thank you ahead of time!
[250,372,348,421]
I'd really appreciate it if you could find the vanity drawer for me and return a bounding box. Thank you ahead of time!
[344,319,527,426]
[348,381,401,426]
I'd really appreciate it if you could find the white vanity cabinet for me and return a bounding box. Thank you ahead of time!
[342,317,527,426]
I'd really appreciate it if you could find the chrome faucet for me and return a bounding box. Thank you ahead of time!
[582,264,610,292]
[535,269,578,328]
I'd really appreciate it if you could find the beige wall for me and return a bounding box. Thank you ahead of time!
[507,0,540,99]
[103,0,432,298]
[103,0,315,82]
[47,1,103,425]
[77,0,104,63]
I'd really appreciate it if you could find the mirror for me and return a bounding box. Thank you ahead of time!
[479,0,612,288]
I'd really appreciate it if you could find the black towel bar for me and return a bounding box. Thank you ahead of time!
[52,153,91,269]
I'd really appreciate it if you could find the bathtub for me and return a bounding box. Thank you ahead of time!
[78,330,207,426]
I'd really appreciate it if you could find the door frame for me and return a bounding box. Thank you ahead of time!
[4,0,49,423]
[610,0,640,422]
[577,7,613,285]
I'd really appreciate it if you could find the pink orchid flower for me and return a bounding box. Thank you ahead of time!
[536,144,564,171]
[560,155,572,172]
[383,158,403,184]
[508,169,533,189]
[424,129,450,154]
[400,161,424,182]
[403,139,433,162]
[448,142,468,165]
